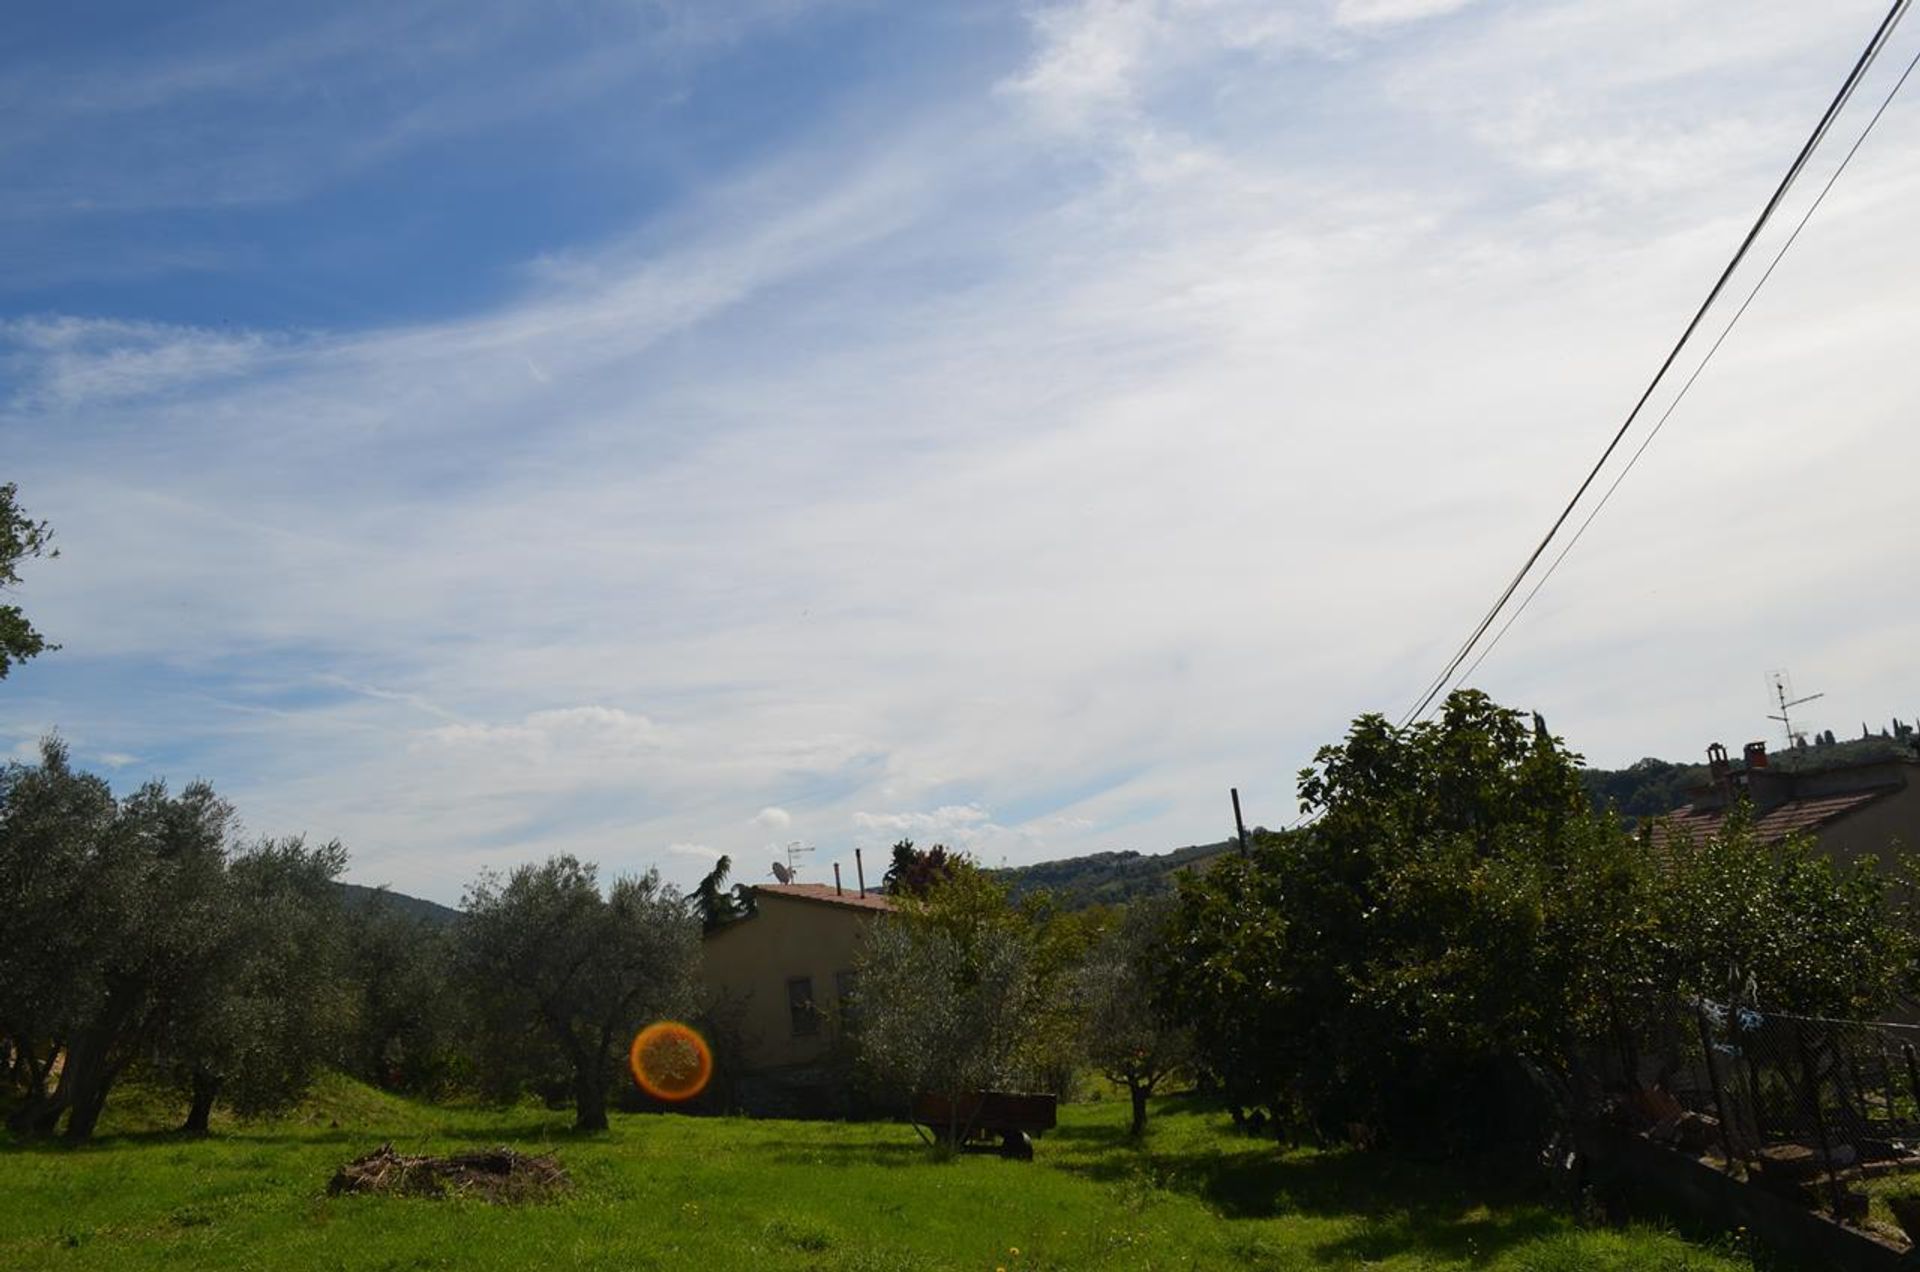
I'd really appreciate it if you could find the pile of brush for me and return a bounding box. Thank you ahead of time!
[327,1143,570,1203]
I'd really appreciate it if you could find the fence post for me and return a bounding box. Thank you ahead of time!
[1795,1020,1846,1216]
[1694,1004,1739,1171]
[1846,1051,1871,1134]
[1742,1048,1766,1143]
[1877,1042,1897,1128]
[1904,1043,1920,1127]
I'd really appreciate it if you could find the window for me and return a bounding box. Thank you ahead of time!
[786,976,818,1037]
[834,970,859,1028]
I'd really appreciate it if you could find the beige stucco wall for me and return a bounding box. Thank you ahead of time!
[1815,784,1920,872]
[698,894,882,1073]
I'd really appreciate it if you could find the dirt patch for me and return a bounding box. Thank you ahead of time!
[327,1143,570,1203]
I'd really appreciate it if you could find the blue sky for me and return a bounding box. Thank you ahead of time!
[5,0,1920,904]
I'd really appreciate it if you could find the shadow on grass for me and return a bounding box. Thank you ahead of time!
[1050,1099,1572,1268]
[1305,1207,1564,1267]
[1,1116,598,1156]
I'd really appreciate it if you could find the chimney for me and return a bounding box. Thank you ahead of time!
[834,863,844,897]
[1707,743,1733,807]
[1744,741,1769,770]
[855,848,866,898]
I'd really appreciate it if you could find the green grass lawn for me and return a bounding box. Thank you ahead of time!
[1,1077,1753,1270]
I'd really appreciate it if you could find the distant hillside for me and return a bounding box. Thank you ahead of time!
[1581,758,1707,823]
[335,881,461,926]
[996,837,1241,910]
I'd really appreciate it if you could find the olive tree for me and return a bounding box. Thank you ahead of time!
[1,753,236,1140]
[1078,897,1191,1137]
[159,835,351,1132]
[340,893,462,1094]
[0,738,116,1127]
[852,867,1059,1140]
[461,856,699,1131]
[854,916,1041,1139]
[2,739,357,1141]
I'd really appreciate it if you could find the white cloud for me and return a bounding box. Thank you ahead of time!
[1333,0,1478,30]
[851,805,994,837]
[5,0,1917,906]
[1007,0,1160,128]
[3,317,276,409]
[1004,0,1316,134]
[417,707,662,763]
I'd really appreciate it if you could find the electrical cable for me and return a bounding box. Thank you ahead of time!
[1452,36,1920,690]
[1398,0,1912,727]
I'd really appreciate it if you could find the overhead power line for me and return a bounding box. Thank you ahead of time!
[1399,0,1913,727]
[1452,35,1920,690]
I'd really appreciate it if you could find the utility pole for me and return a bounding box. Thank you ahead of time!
[1231,788,1249,857]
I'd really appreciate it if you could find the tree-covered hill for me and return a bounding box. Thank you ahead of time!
[995,837,1241,909]
[335,881,461,926]
[1581,757,1708,823]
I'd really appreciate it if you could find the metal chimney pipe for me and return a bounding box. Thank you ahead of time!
[855,848,866,898]
[834,863,844,896]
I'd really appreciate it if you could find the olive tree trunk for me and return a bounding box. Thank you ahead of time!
[182,1069,220,1135]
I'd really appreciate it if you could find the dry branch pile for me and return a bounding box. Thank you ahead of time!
[327,1143,570,1203]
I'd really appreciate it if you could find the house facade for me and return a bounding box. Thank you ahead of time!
[698,881,892,1113]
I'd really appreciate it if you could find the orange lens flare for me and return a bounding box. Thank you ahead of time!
[628,1021,713,1102]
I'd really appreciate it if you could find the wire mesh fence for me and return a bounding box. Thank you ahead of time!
[1577,997,1920,1211]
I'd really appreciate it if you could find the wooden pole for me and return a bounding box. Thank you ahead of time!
[1796,1021,1845,1216]
[1696,1005,1739,1170]
[1231,788,1249,856]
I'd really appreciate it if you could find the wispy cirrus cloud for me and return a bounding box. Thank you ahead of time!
[3,0,1917,905]
[3,316,280,409]
[0,1,844,217]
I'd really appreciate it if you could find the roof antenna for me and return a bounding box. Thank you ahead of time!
[1766,670,1823,749]
[776,840,813,882]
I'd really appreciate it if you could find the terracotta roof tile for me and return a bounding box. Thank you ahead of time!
[1648,788,1891,852]
[753,882,894,913]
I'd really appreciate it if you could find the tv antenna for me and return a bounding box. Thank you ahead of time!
[776,841,813,882]
[1766,670,1823,749]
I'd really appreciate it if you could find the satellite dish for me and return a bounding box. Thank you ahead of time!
[771,861,792,884]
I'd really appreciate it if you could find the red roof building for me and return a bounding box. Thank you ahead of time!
[1648,741,1920,870]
